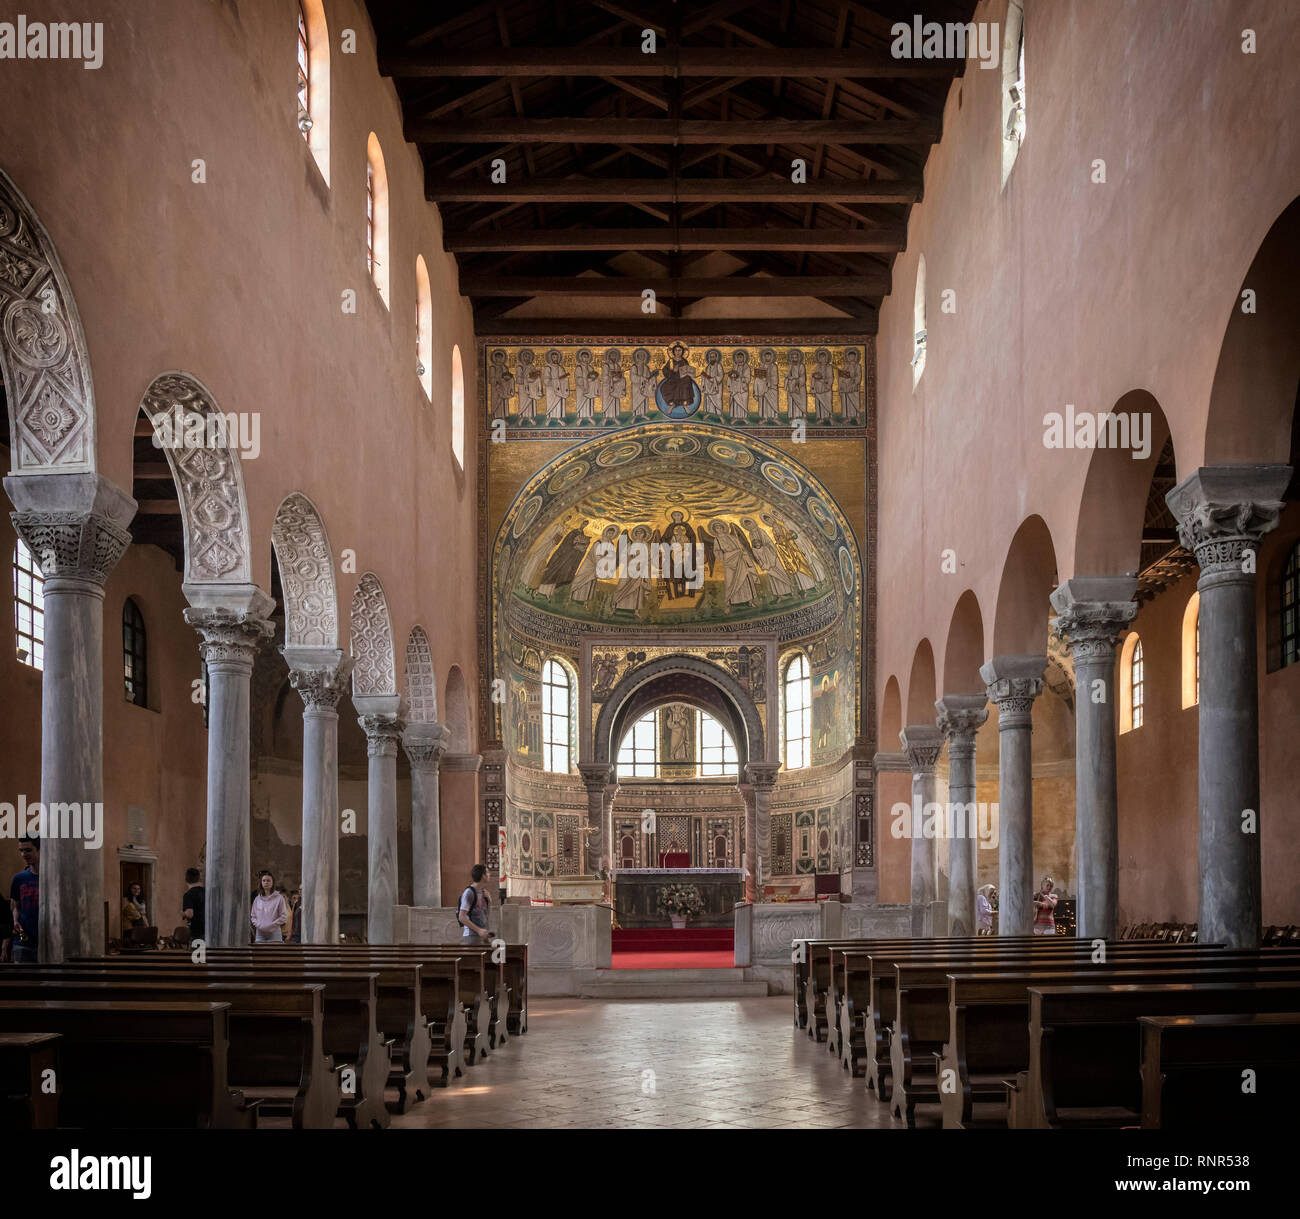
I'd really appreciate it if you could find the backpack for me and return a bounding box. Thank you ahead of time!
[461,885,489,911]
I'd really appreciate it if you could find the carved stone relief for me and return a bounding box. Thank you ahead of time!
[271,492,338,647]
[405,625,439,723]
[350,572,397,697]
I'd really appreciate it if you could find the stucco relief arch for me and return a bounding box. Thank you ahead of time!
[0,168,97,473]
[271,492,338,648]
[138,372,254,587]
[592,653,766,767]
[404,626,439,723]
[350,572,397,698]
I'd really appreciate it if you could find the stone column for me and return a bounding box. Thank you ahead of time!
[900,725,945,937]
[737,782,757,901]
[935,695,988,936]
[184,589,276,948]
[603,785,617,873]
[744,762,781,897]
[5,473,135,962]
[980,655,1047,938]
[1167,465,1290,949]
[285,649,350,944]
[359,712,405,944]
[1050,578,1138,940]
[577,763,614,875]
[403,721,450,909]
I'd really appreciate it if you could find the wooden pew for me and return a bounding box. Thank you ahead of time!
[0,999,256,1129]
[1016,979,1300,1129]
[935,954,1300,1129]
[0,1033,59,1129]
[75,957,391,1129]
[1139,1012,1300,1129]
[0,973,339,1128]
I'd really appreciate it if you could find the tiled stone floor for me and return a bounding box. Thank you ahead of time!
[392,995,905,1129]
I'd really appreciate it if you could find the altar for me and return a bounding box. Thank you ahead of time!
[613,868,744,929]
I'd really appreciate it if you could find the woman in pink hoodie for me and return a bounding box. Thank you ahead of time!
[251,870,289,943]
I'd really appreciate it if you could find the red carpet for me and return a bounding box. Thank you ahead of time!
[607,949,736,970]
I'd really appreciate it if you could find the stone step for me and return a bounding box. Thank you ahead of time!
[580,968,770,998]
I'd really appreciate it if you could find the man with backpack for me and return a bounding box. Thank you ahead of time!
[457,864,492,940]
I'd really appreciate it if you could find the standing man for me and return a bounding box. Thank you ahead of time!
[457,864,492,941]
[182,866,205,944]
[10,837,39,964]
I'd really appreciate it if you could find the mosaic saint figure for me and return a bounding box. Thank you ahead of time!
[610,524,652,615]
[601,348,626,425]
[518,349,543,424]
[700,348,724,420]
[536,519,592,595]
[574,348,598,425]
[663,509,697,599]
[785,348,807,421]
[525,518,570,586]
[839,348,862,424]
[710,519,761,606]
[755,348,779,421]
[743,516,795,599]
[763,512,817,593]
[727,350,751,424]
[571,523,618,603]
[489,348,515,420]
[629,348,653,420]
[665,704,691,761]
[543,348,570,425]
[811,348,834,423]
[658,342,695,408]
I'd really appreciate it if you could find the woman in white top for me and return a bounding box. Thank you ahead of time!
[976,884,997,935]
[251,870,289,943]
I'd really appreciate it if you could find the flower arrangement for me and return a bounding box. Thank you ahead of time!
[657,883,705,920]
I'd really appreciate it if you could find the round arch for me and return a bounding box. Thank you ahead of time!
[404,625,438,723]
[941,589,986,696]
[271,491,338,648]
[349,571,396,698]
[992,514,1059,656]
[444,664,471,752]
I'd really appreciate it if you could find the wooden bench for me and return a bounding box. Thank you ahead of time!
[1015,979,1300,1129]
[0,999,256,1129]
[1140,1012,1300,1129]
[0,1032,60,1129]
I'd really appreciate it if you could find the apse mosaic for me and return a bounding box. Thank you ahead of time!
[484,340,869,434]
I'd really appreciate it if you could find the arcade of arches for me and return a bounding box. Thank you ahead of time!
[0,0,1297,1115]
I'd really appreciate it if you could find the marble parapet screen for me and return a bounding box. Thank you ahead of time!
[615,868,744,928]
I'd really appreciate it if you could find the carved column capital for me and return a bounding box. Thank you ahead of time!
[360,713,405,758]
[578,762,616,793]
[1166,464,1291,583]
[403,722,451,773]
[980,655,1047,731]
[287,653,353,711]
[1050,576,1138,665]
[899,724,945,774]
[184,605,275,670]
[935,695,988,758]
[743,761,781,790]
[10,508,132,591]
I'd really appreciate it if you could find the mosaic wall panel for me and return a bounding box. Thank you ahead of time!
[485,341,868,436]
[795,809,816,874]
[704,817,735,867]
[556,813,581,876]
[856,793,874,868]
[771,812,793,876]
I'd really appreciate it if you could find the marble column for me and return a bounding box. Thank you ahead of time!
[1050,578,1137,940]
[285,649,350,944]
[1167,464,1290,949]
[744,762,781,897]
[980,655,1047,938]
[738,782,757,902]
[184,589,276,948]
[403,721,450,909]
[359,712,405,944]
[602,783,618,878]
[5,472,135,962]
[577,763,614,875]
[900,725,945,937]
[935,695,989,936]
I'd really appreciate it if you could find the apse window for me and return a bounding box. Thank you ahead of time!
[697,710,737,777]
[123,597,148,708]
[365,134,389,305]
[451,344,465,469]
[1181,593,1200,708]
[296,1,330,182]
[542,659,572,773]
[415,255,432,399]
[783,653,811,769]
[1130,639,1145,729]
[617,711,657,779]
[1282,540,1300,669]
[12,539,44,671]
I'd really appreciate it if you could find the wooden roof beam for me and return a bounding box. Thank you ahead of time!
[445,226,906,252]
[460,272,891,296]
[426,176,921,203]
[408,117,940,144]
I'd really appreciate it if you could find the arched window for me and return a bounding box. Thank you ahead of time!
[910,254,927,387]
[617,710,657,779]
[297,0,330,183]
[697,710,737,776]
[541,659,571,773]
[1000,3,1026,185]
[451,344,465,469]
[783,653,811,769]
[415,255,432,399]
[1181,592,1200,708]
[1282,541,1300,669]
[1119,632,1143,733]
[123,598,148,707]
[12,539,44,671]
[365,133,390,306]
